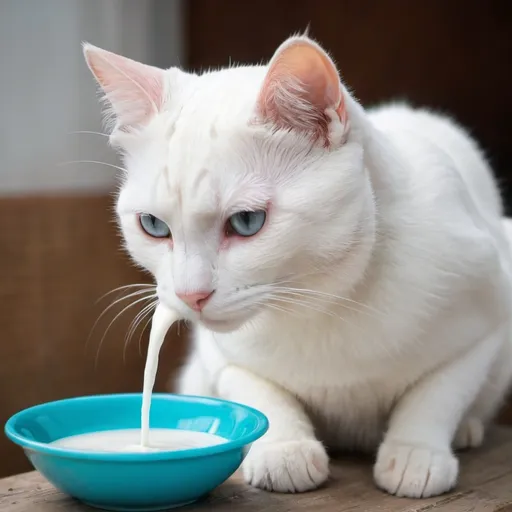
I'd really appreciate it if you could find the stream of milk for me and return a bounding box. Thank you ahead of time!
[140,303,179,447]
[50,304,226,453]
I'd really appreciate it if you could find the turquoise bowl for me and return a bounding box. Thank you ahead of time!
[5,393,268,511]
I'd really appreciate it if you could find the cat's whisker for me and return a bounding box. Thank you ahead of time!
[269,294,332,315]
[272,289,341,307]
[94,294,158,368]
[58,160,128,173]
[105,286,155,308]
[138,312,155,356]
[264,302,300,318]
[123,300,158,362]
[270,288,380,320]
[87,288,158,351]
[123,299,158,358]
[96,284,156,304]
[268,294,358,329]
[270,290,365,324]
[270,285,386,319]
[123,307,148,362]
[248,298,294,317]
[67,130,109,137]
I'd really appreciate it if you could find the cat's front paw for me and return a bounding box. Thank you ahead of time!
[374,441,458,498]
[243,439,329,493]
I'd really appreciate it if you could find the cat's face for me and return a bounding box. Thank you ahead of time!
[85,37,375,331]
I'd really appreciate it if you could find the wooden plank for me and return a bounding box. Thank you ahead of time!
[2,427,512,511]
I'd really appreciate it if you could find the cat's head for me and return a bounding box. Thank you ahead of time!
[84,36,376,331]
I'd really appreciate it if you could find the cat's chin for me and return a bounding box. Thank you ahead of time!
[199,316,246,333]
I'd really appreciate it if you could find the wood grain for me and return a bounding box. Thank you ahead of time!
[2,427,512,511]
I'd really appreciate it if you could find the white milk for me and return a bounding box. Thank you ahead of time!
[140,304,180,447]
[51,428,226,453]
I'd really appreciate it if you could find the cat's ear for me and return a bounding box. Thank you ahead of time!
[83,43,165,133]
[257,36,349,147]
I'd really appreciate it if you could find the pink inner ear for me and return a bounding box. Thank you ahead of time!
[84,45,164,129]
[257,41,346,143]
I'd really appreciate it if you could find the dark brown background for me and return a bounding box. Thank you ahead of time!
[1,0,511,477]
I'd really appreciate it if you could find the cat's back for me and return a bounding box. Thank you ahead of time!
[367,102,512,326]
[367,103,503,220]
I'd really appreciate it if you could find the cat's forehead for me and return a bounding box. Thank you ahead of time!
[162,68,269,196]
[163,121,242,205]
[121,66,278,217]
[174,66,266,133]
[163,135,266,220]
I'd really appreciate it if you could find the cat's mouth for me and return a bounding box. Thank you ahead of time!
[158,288,264,332]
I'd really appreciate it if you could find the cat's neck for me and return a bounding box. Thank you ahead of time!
[292,111,403,304]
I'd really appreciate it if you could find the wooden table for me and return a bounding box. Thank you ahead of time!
[2,427,512,511]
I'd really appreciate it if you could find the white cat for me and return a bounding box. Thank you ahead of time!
[84,35,512,498]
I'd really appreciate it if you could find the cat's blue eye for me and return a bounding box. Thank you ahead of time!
[139,214,171,238]
[228,210,266,237]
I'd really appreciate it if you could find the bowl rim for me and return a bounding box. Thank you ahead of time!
[4,393,269,462]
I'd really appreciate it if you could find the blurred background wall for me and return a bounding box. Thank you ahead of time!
[0,0,183,193]
[0,0,511,477]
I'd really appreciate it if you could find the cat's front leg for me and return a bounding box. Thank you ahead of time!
[374,326,505,498]
[216,365,329,493]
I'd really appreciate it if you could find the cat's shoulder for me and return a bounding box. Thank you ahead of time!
[366,102,490,173]
[367,103,505,280]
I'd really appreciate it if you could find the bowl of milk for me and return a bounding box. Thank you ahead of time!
[5,392,268,511]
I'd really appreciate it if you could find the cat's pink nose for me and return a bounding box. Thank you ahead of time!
[176,291,214,311]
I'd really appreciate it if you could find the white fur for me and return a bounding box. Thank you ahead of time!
[86,36,512,498]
